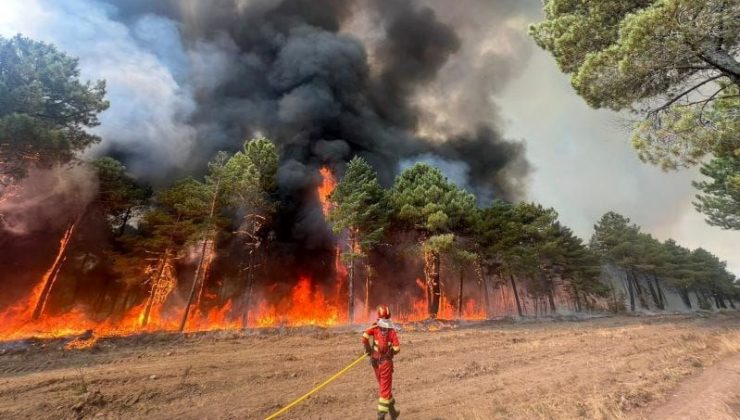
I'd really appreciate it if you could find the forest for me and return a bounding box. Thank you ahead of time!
[0,33,737,343]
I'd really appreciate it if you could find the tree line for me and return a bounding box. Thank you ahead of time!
[329,158,739,319]
[1,34,738,326]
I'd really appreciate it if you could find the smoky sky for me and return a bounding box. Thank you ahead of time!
[95,0,529,188]
[0,0,531,248]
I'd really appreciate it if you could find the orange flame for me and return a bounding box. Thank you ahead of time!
[0,167,488,347]
[318,166,336,217]
[252,276,344,327]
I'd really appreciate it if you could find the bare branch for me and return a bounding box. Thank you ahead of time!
[649,75,724,115]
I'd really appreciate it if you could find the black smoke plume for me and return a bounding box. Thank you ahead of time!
[95,0,529,250]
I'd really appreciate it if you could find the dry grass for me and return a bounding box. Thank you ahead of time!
[0,313,738,419]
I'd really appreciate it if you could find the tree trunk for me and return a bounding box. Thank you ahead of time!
[645,276,661,310]
[629,269,647,308]
[680,288,692,309]
[573,289,582,312]
[365,266,372,321]
[509,274,523,317]
[424,248,441,319]
[32,220,78,320]
[717,294,727,309]
[241,250,255,328]
[699,46,740,85]
[624,271,636,312]
[728,298,736,309]
[117,207,132,237]
[347,236,355,325]
[475,260,489,319]
[180,179,220,332]
[457,268,464,319]
[180,237,210,332]
[141,250,169,327]
[545,275,556,313]
[653,275,666,309]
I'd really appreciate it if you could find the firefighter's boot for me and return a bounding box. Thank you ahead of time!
[376,411,386,420]
[389,401,400,420]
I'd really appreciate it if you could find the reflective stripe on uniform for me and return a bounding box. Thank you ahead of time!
[378,397,391,404]
[377,405,390,413]
[392,346,400,352]
[362,332,370,339]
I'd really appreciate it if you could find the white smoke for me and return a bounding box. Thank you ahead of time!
[0,0,198,181]
[0,165,98,235]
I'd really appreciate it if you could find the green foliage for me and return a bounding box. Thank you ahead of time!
[328,156,389,254]
[476,201,606,304]
[530,0,739,170]
[693,155,740,230]
[137,177,211,253]
[89,157,151,234]
[590,210,737,306]
[390,163,476,235]
[244,136,278,193]
[557,226,608,298]
[590,212,642,266]
[423,233,456,254]
[0,35,109,184]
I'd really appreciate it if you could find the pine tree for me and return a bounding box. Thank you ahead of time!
[132,178,211,327]
[90,157,151,237]
[693,155,740,231]
[226,137,279,328]
[328,157,389,324]
[475,201,530,317]
[0,35,109,189]
[180,148,266,332]
[390,163,476,319]
[590,212,643,311]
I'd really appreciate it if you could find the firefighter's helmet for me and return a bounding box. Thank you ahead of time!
[376,304,391,319]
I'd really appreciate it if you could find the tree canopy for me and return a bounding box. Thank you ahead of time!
[530,1,740,229]
[0,35,109,187]
[390,163,476,235]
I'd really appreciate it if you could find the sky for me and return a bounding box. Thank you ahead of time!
[0,0,737,275]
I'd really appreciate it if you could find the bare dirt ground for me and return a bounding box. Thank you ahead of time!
[643,353,740,420]
[0,313,738,420]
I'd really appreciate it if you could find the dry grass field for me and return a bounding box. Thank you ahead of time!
[0,313,738,419]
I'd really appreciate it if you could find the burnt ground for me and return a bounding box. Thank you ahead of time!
[0,313,738,419]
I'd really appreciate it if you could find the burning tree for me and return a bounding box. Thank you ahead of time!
[133,178,211,327]
[29,157,148,320]
[327,157,389,324]
[179,138,278,331]
[90,157,151,238]
[389,163,476,319]
[225,137,278,327]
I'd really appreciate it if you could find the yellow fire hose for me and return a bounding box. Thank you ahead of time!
[264,353,368,419]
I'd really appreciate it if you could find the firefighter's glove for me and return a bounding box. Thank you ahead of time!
[364,344,372,356]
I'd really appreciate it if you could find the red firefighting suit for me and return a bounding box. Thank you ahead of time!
[362,323,400,415]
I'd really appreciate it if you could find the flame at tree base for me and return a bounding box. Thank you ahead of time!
[0,167,489,349]
[0,272,489,349]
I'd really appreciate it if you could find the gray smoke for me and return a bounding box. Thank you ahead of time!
[1,0,532,245]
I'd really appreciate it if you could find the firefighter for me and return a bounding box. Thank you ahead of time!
[361,304,401,419]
